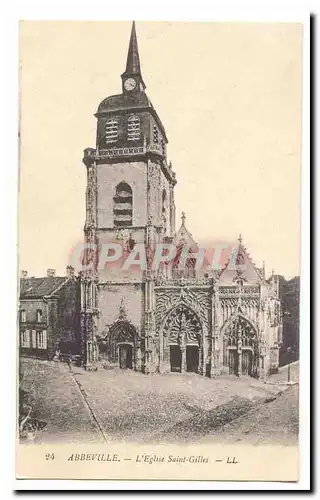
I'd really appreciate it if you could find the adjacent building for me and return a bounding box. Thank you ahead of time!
[19,267,80,359]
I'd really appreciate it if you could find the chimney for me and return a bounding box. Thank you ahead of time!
[66,265,75,277]
[20,270,28,279]
[47,268,56,277]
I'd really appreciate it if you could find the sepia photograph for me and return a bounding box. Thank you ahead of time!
[16,19,305,482]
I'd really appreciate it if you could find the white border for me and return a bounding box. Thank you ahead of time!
[1,0,312,494]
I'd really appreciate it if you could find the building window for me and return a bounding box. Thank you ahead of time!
[161,139,166,156]
[37,330,47,350]
[105,119,118,143]
[37,309,43,323]
[113,182,133,227]
[153,124,159,144]
[31,330,37,348]
[127,115,140,141]
[20,309,26,323]
[20,330,30,348]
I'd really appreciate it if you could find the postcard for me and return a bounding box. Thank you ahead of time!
[17,20,303,483]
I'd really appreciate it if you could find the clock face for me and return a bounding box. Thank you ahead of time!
[124,78,136,91]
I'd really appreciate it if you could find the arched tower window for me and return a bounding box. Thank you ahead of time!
[105,118,118,143]
[113,182,133,227]
[127,115,140,141]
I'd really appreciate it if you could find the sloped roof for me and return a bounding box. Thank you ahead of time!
[20,277,69,298]
[174,213,198,250]
[97,91,151,113]
[96,92,168,142]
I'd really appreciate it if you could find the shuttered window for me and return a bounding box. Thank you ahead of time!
[105,119,118,143]
[127,115,140,141]
[20,330,30,348]
[31,330,37,348]
[37,330,47,349]
[113,182,133,227]
[153,124,159,144]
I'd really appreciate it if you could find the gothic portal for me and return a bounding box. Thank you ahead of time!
[80,22,283,378]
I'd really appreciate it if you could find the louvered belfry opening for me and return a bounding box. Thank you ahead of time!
[153,124,159,144]
[113,182,133,227]
[127,114,140,141]
[105,118,118,143]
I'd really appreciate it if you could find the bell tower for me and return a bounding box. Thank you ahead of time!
[81,22,176,371]
[88,20,177,248]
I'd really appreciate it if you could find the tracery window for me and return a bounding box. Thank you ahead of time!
[163,305,201,346]
[105,118,118,143]
[127,115,140,141]
[172,242,196,279]
[113,182,133,227]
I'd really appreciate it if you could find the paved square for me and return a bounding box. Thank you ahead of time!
[20,358,298,445]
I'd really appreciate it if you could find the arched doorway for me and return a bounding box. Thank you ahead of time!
[162,305,202,373]
[103,321,137,370]
[222,315,258,377]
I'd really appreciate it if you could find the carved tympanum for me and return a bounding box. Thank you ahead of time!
[163,305,202,345]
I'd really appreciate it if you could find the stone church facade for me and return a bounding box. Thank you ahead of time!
[79,22,283,378]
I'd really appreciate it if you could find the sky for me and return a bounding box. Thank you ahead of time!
[19,21,302,279]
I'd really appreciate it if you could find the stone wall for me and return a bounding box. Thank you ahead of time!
[97,161,148,228]
[97,283,144,337]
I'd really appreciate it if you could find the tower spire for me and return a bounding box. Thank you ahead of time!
[122,21,146,91]
[125,21,140,74]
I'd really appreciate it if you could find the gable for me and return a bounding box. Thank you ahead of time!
[218,244,262,285]
[172,222,211,275]
[174,223,198,250]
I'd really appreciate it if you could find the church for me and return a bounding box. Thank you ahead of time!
[79,22,283,378]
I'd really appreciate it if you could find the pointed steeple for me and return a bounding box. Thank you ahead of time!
[236,233,245,266]
[121,21,146,92]
[125,21,141,74]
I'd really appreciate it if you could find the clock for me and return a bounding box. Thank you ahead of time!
[124,78,137,91]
